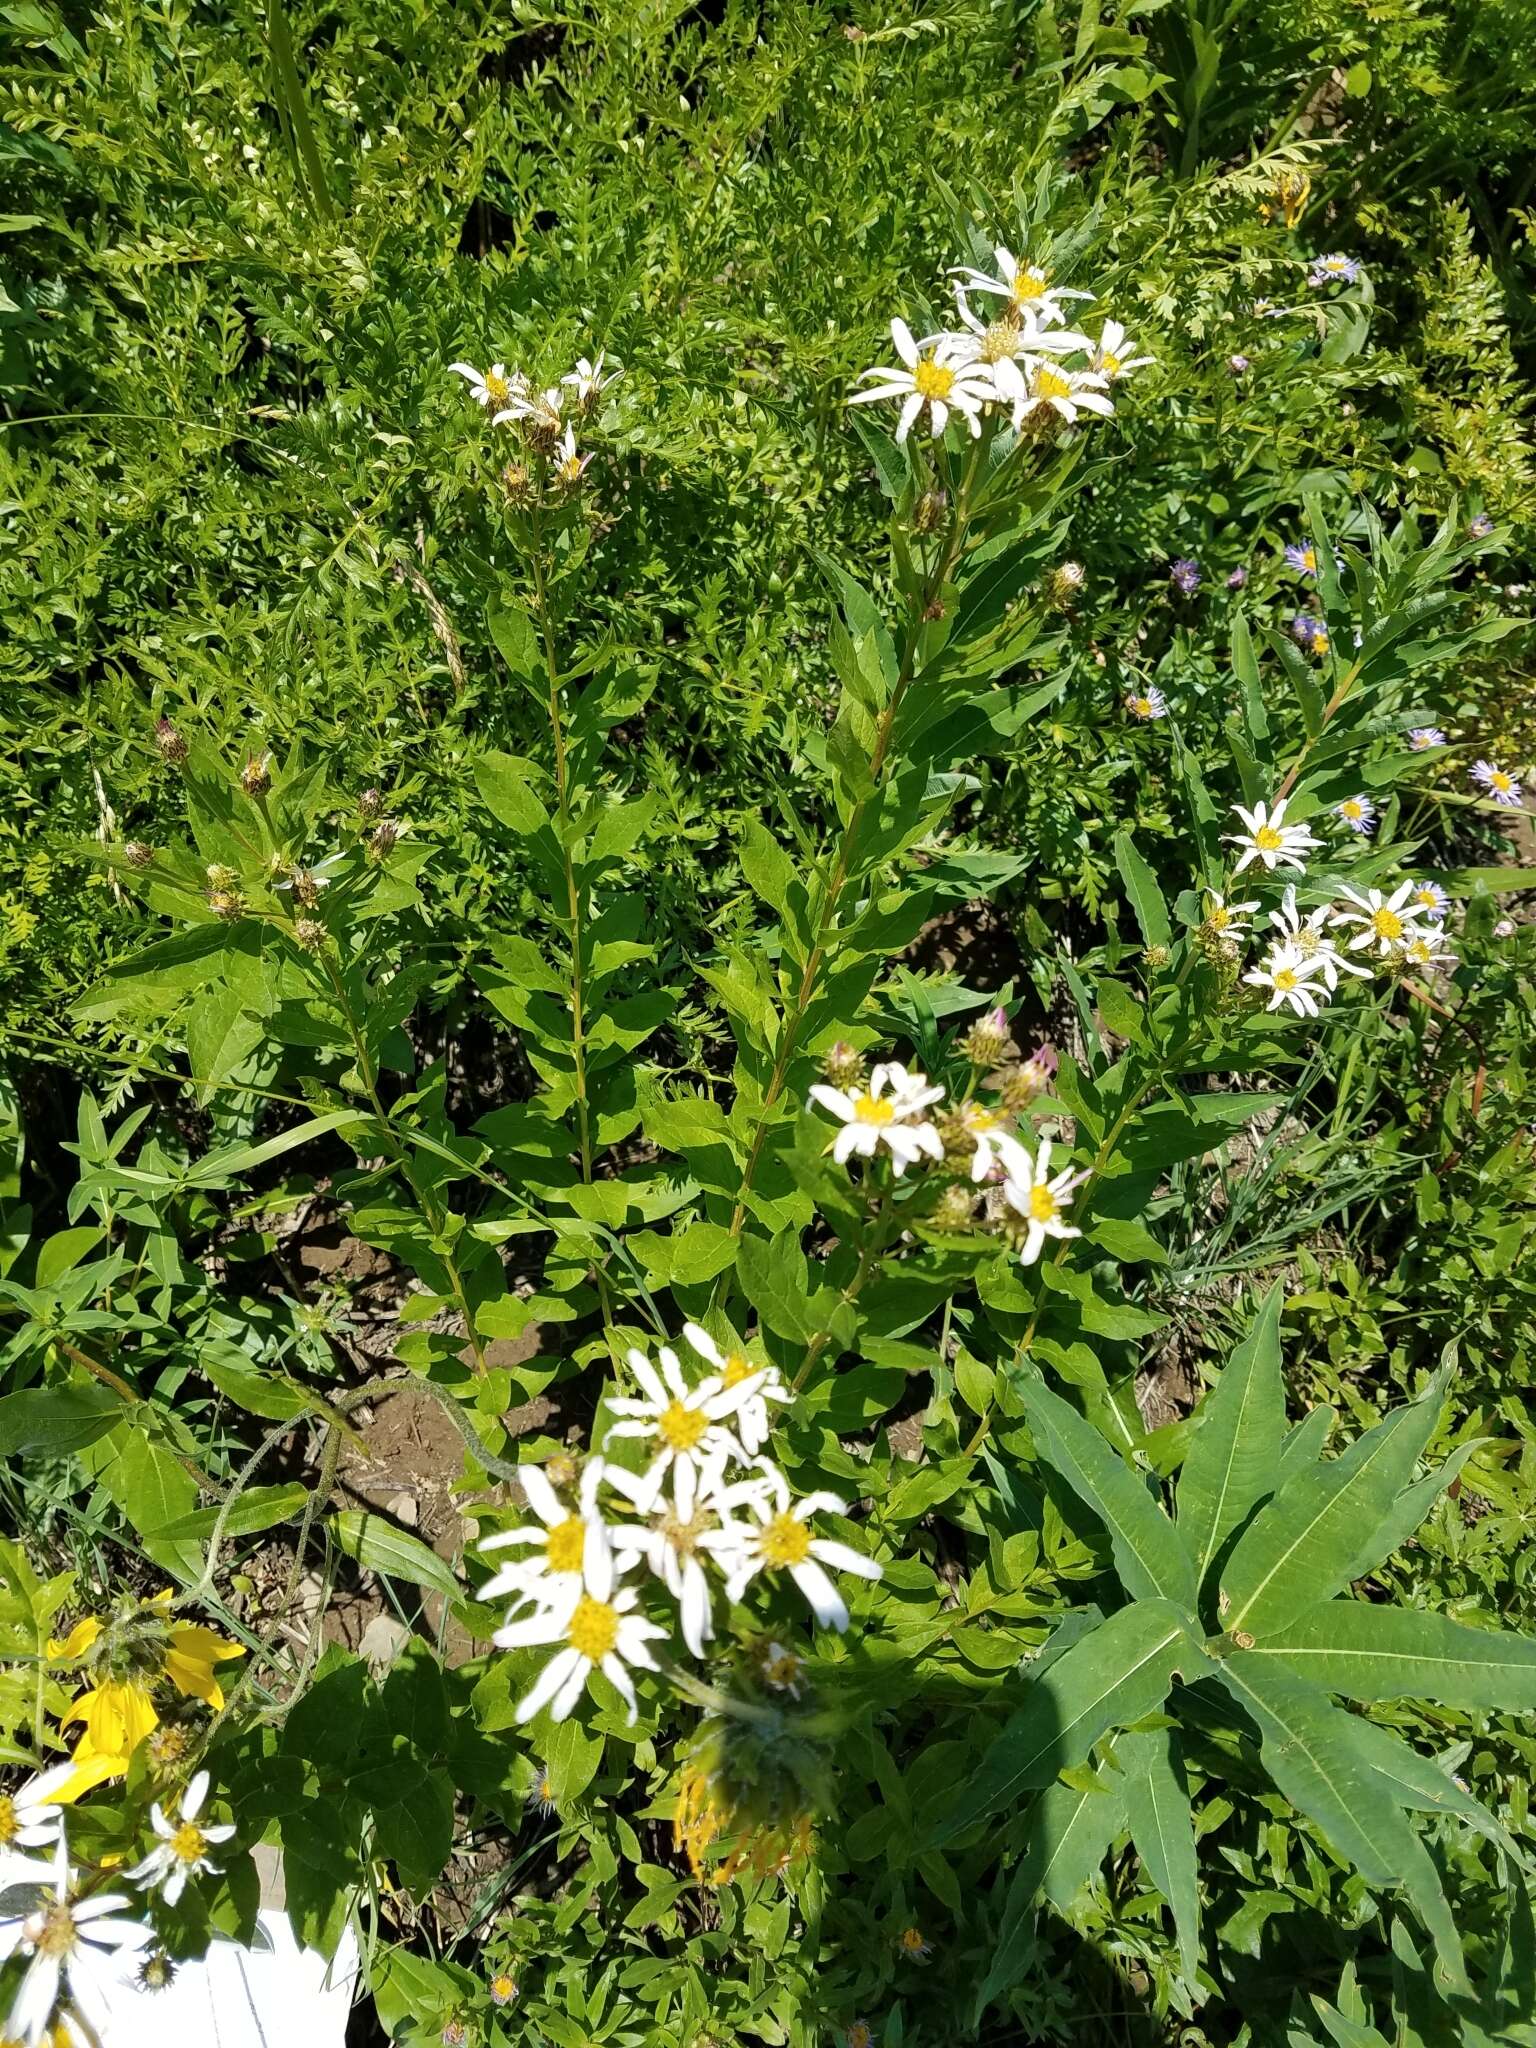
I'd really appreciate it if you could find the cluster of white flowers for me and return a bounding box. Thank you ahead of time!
[810,1058,1085,1267]
[449,350,620,476]
[482,1331,881,1725]
[1220,796,1456,1014]
[1,1761,234,2043]
[849,243,1150,445]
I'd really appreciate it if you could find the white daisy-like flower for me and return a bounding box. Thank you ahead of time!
[1091,318,1154,381]
[479,1458,611,1608]
[1408,880,1449,920]
[809,1061,945,1176]
[1202,890,1260,939]
[755,1638,806,1696]
[949,246,1094,327]
[1393,927,1457,972]
[848,319,995,444]
[678,1325,791,1455]
[1001,1137,1089,1266]
[1332,880,1430,958]
[604,1462,770,1657]
[0,1764,73,1857]
[560,352,620,409]
[449,362,525,413]
[932,299,1092,373]
[1267,885,1370,992]
[551,421,592,487]
[3,1838,153,2048]
[1224,796,1322,875]
[125,1771,235,1908]
[994,356,1113,428]
[493,382,563,438]
[720,1462,882,1633]
[499,1541,666,1725]
[1334,794,1376,835]
[603,1347,762,1511]
[1124,686,1167,721]
[1243,944,1332,1017]
[954,1101,1031,1184]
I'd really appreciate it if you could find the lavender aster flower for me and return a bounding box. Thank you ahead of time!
[1471,760,1523,807]
[1309,254,1360,286]
[1170,558,1202,595]
[1284,541,1320,578]
[1228,353,1250,374]
[1290,612,1320,650]
[1409,880,1449,920]
[1125,686,1168,720]
[1334,794,1376,835]
[1468,513,1493,538]
[1227,567,1248,589]
[1408,727,1446,751]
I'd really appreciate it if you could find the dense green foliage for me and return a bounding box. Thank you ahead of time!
[2,0,1535,2043]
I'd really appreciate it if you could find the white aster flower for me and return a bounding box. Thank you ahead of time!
[1393,927,1457,972]
[449,362,525,413]
[1001,1136,1088,1266]
[933,298,1092,372]
[125,1771,235,1908]
[3,1838,153,2048]
[560,352,620,409]
[479,1458,611,1608]
[493,381,563,439]
[1202,890,1260,939]
[0,1764,73,1857]
[604,1462,769,1657]
[603,1347,762,1510]
[994,356,1112,428]
[1091,318,1154,381]
[848,319,996,443]
[954,1101,1031,1184]
[1224,796,1321,874]
[552,421,592,487]
[949,246,1094,328]
[1267,885,1370,991]
[499,1541,665,1725]
[679,1324,791,1455]
[809,1061,945,1175]
[720,1463,882,1633]
[1243,944,1332,1017]
[1332,880,1430,958]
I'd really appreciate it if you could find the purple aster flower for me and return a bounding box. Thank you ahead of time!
[1284,541,1320,578]
[1309,254,1361,287]
[1290,612,1320,649]
[1170,558,1202,595]
[1408,727,1446,751]
[1228,353,1250,375]
[1334,794,1376,835]
[1125,686,1168,720]
[1408,880,1449,920]
[1227,566,1248,589]
[1471,760,1523,806]
[1468,513,1493,538]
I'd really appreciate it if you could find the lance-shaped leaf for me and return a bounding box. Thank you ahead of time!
[1220,1370,1449,1638]
[1021,1375,1197,1611]
[1119,1725,1200,1982]
[928,1600,1189,1845]
[1215,1652,1469,1993]
[1177,1282,1285,1597]
[1344,1716,1527,1872]
[970,1766,1128,2021]
[1248,1603,1536,1712]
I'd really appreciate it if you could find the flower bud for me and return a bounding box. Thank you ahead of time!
[1043,561,1085,610]
[358,787,385,821]
[205,864,238,892]
[931,1182,978,1233]
[155,716,189,766]
[123,840,155,870]
[366,820,399,862]
[820,1041,865,1091]
[138,1953,177,1994]
[290,867,323,908]
[911,487,948,535]
[208,887,245,922]
[240,752,272,798]
[998,1043,1057,1111]
[501,459,534,504]
[294,917,328,953]
[1143,943,1171,970]
[1195,925,1241,973]
[960,1004,1010,1069]
[543,1453,579,1490]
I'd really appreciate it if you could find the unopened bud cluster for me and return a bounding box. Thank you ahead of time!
[960,1004,1010,1069]
[820,1041,866,1092]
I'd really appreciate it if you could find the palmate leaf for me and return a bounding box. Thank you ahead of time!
[1250,1603,1536,1712]
[928,1600,1190,1845]
[1176,1282,1285,1600]
[1215,1652,1469,1993]
[1020,1374,1197,1610]
[1119,1724,1200,1982]
[1220,1369,1449,1638]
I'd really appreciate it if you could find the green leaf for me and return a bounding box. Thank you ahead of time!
[1177,1283,1286,1596]
[1020,1374,1197,1610]
[1249,1603,1536,1711]
[0,1378,121,1457]
[476,751,550,835]
[1119,1725,1200,1981]
[354,1760,454,1891]
[201,1352,311,1421]
[1220,1371,1448,1636]
[735,1231,817,1343]
[80,1421,202,1582]
[157,1483,310,1542]
[928,1600,1190,1844]
[1112,831,1172,950]
[331,1512,464,1605]
[739,818,801,928]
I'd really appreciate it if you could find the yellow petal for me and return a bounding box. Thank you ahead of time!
[50,1749,127,1804]
[168,1624,244,1664]
[163,1649,224,1708]
[65,1679,158,1757]
[46,1617,102,1661]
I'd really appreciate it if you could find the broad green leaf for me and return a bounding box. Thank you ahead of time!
[1345,1716,1527,1871]
[735,1231,818,1343]
[1119,1724,1199,1981]
[1220,1371,1448,1637]
[80,1421,202,1582]
[476,750,550,835]
[1112,830,1172,951]
[1020,1374,1197,1610]
[1250,1603,1536,1711]
[928,1600,1189,1844]
[157,1483,311,1542]
[739,818,801,929]
[1177,1283,1285,1595]
[353,1760,454,1890]
[0,1378,121,1457]
[331,1512,463,1605]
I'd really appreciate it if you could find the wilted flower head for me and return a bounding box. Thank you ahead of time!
[1169,558,1202,595]
[154,717,189,766]
[240,752,272,798]
[1494,917,1517,938]
[366,819,401,861]
[1043,559,1085,608]
[122,840,154,870]
[1468,512,1494,538]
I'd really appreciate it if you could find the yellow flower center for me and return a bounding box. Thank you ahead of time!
[1490,770,1513,792]
[1313,630,1330,653]
[658,1505,712,1559]
[491,1975,517,2002]
[1300,547,1316,570]
[0,1794,15,1845]
[1407,940,1431,963]
[545,1516,586,1572]
[851,1092,894,1126]
[848,2027,872,2048]
[658,1400,708,1452]
[980,319,1021,362]
[911,357,954,400]
[721,1353,753,1386]
[900,1925,927,1951]
[1028,1184,1058,1223]
[1132,696,1153,716]
[1341,800,1362,819]
[763,1647,802,1686]
[1011,271,1046,302]
[170,1821,207,1864]
[1209,903,1231,928]
[1101,350,1122,376]
[1273,968,1298,992]
[1253,825,1284,851]
[968,1107,998,1131]
[1414,889,1438,909]
[485,372,511,405]
[759,1512,812,1568]
[567,1596,619,1662]
[33,1902,78,1960]
[1034,367,1072,400]
[1370,907,1404,940]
